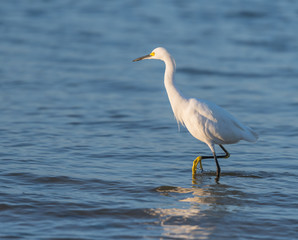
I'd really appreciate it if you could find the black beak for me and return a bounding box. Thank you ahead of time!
[132,54,151,62]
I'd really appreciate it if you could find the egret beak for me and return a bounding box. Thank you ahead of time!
[132,54,151,62]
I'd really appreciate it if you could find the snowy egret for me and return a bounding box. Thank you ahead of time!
[133,47,258,181]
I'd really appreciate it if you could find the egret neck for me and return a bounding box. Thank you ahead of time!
[163,54,187,126]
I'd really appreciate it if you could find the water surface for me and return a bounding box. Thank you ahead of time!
[0,0,298,239]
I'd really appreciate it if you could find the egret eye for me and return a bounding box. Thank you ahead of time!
[150,52,155,56]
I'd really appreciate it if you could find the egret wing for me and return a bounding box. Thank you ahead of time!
[187,98,256,144]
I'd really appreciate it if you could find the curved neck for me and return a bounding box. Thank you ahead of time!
[163,55,187,125]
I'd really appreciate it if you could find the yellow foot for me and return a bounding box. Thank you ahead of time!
[192,156,203,176]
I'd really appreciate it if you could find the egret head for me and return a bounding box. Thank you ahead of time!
[133,47,170,62]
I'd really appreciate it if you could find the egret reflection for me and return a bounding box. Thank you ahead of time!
[149,207,214,239]
[150,185,217,239]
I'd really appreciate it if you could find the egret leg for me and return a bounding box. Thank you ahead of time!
[213,151,221,182]
[219,144,230,159]
[192,145,230,178]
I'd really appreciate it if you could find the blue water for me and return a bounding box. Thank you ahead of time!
[1,0,298,239]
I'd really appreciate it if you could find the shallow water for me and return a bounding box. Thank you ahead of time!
[0,0,298,239]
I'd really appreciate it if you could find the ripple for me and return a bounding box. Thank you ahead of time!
[34,176,85,185]
[193,170,297,181]
[178,67,272,78]
[226,10,268,19]
[154,186,193,193]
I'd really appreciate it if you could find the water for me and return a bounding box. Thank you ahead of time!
[0,0,298,239]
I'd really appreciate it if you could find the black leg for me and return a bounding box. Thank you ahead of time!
[198,145,230,160]
[218,144,230,158]
[192,145,230,179]
[213,151,221,182]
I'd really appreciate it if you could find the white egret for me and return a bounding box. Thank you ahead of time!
[133,47,258,181]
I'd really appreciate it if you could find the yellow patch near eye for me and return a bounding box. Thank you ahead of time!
[150,52,155,56]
